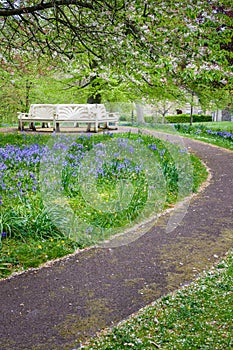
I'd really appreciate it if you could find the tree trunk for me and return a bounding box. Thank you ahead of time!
[222,108,231,121]
[87,93,101,104]
[190,92,194,126]
[86,76,102,131]
[25,80,32,110]
[135,103,145,123]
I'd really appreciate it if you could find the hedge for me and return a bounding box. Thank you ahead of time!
[165,114,212,123]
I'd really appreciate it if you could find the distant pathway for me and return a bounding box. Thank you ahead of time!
[0,128,232,350]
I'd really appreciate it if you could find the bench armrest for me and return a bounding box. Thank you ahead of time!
[17,112,29,119]
[108,112,119,117]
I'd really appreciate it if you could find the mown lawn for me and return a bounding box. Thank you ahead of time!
[195,121,233,132]
[134,121,233,150]
[173,123,233,150]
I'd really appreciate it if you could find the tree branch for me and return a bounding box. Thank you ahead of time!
[0,0,94,17]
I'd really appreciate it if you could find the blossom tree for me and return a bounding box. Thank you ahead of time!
[0,1,232,112]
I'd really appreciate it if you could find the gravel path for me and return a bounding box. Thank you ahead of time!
[0,128,232,350]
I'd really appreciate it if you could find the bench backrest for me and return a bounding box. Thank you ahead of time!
[55,104,96,121]
[26,103,117,122]
[95,104,107,120]
[95,104,118,120]
[30,104,56,119]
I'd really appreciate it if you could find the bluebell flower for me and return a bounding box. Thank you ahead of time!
[134,165,142,173]
[129,146,135,153]
[118,138,128,147]
[94,143,105,148]
[148,144,157,150]
[179,148,188,154]
[159,149,166,158]
[86,226,93,235]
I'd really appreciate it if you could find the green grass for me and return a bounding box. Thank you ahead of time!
[159,121,233,132]
[184,134,233,150]
[172,123,233,150]
[81,251,233,349]
[0,132,207,278]
[194,121,233,132]
[0,237,77,275]
[0,131,51,146]
[129,122,233,150]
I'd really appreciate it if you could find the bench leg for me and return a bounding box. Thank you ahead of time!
[42,122,49,128]
[55,122,60,132]
[86,122,91,132]
[94,121,98,133]
[18,120,23,131]
[113,122,118,130]
[19,121,25,131]
[29,122,36,131]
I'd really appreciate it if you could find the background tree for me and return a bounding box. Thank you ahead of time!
[0,1,232,123]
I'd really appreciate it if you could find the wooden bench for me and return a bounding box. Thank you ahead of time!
[54,104,119,132]
[18,104,56,131]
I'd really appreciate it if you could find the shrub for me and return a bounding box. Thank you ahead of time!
[144,116,155,123]
[119,115,127,121]
[165,114,212,123]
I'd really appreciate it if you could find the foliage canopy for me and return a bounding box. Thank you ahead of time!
[0,1,232,115]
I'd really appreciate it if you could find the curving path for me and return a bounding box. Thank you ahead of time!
[0,128,232,350]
